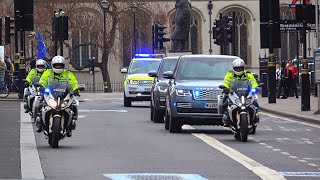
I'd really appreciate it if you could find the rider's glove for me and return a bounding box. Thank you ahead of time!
[74,89,80,96]
[222,88,230,94]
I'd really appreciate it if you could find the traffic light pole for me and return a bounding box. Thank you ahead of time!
[301,0,310,111]
[232,12,236,56]
[267,1,276,104]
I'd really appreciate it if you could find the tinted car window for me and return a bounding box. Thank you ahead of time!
[128,60,161,74]
[158,59,178,79]
[175,57,234,80]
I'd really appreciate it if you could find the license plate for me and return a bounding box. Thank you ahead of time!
[145,88,151,92]
[205,103,217,108]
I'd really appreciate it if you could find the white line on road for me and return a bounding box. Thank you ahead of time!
[79,109,128,113]
[260,112,320,128]
[184,125,286,180]
[20,103,44,179]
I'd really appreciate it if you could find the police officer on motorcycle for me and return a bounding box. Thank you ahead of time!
[38,55,80,136]
[24,59,47,113]
[221,58,259,127]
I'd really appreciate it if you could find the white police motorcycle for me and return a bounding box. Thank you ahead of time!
[35,82,84,148]
[218,80,260,142]
[23,80,42,123]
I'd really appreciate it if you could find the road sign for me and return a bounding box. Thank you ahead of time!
[289,4,296,8]
[315,49,320,83]
[280,22,316,32]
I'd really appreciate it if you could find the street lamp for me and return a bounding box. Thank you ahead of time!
[54,9,65,56]
[207,0,213,54]
[99,0,110,92]
[130,3,138,58]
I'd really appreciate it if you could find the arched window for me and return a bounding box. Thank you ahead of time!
[120,9,152,67]
[275,7,297,63]
[169,9,202,54]
[222,10,249,64]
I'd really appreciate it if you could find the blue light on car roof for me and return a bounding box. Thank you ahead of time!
[135,54,152,58]
[45,88,50,93]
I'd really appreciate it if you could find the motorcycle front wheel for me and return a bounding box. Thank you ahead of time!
[50,116,61,148]
[240,114,248,142]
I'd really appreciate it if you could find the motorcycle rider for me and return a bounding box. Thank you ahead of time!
[38,55,80,136]
[24,59,47,113]
[221,58,259,127]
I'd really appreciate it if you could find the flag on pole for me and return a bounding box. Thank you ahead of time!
[37,32,47,59]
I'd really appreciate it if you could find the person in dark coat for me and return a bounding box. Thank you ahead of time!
[170,0,191,51]
[276,62,287,98]
[30,55,38,69]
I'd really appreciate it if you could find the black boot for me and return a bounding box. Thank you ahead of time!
[222,113,230,127]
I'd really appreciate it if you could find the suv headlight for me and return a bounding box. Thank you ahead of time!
[157,86,167,92]
[176,89,192,96]
[127,80,139,85]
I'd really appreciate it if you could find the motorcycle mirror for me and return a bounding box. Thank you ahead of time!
[78,87,85,91]
[219,85,226,89]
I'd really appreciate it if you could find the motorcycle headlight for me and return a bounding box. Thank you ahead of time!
[176,89,192,96]
[48,99,57,108]
[61,100,69,108]
[157,86,167,92]
[127,80,139,85]
[245,97,253,105]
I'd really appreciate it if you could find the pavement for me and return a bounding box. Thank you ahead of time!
[1,92,319,124]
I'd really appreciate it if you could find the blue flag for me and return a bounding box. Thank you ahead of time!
[37,32,47,59]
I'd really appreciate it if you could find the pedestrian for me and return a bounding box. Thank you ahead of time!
[4,55,13,73]
[30,55,38,69]
[283,59,299,99]
[277,62,287,98]
[0,57,7,92]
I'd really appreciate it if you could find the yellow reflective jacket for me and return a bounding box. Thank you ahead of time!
[222,70,258,89]
[26,69,43,84]
[39,69,79,91]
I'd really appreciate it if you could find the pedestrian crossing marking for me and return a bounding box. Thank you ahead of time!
[103,173,208,180]
[278,172,320,177]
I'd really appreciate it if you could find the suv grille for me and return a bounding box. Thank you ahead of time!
[193,90,221,100]
[138,80,153,86]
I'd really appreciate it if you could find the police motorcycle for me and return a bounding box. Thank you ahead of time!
[35,81,84,148]
[218,80,260,142]
[23,79,42,123]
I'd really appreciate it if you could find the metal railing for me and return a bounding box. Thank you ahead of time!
[80,81,123,93]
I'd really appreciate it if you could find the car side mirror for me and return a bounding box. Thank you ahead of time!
[163,71,174,79]
[148,70,157,77]
[120,68,128,73]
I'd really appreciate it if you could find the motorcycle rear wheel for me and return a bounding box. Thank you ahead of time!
[50,117,61,148]
[240,114,248,142]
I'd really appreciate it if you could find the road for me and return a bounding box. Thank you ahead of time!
[2,93,320,180]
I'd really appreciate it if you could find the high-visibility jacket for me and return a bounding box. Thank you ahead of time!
[26,69,43,84]
[39,69,79,91]
[222,70,258,89]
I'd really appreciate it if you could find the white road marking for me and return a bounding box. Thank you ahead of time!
[78,115,88,119]
[308,163,319,167]
[79,109,128,113]
[184,125,285,180]
[260,112,320,128]
[273,149,281,152]
[20,103,44,179]
[289,156,298,159]
[281,152,290,155]
[298,160,308,163]
[266,146,273,148]
[303,158,320,160]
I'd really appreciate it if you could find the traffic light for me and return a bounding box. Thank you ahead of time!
[225,17,233,43]
[213,20,223,45]
[89,58,94,75]
[153,23,170,50]
[5,16,15,45]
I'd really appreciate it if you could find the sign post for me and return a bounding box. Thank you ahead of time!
[314,48,320,114]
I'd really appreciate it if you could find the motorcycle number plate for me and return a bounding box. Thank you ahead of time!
[205,103,217,108]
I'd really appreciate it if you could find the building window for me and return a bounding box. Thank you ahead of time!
[71,30,99,68]
[170,9,202,54]
[223,10,249,64]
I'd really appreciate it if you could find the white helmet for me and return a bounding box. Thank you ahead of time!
[36,59,46,72]
[51,55,65,74]
[232,58,245,76]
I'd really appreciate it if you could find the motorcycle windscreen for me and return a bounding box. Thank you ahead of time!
[48,81,70,99]
[231,80,251,97]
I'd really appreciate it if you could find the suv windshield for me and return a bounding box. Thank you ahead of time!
[175,57,235,80]
[158,59,178,79]
[128,60,161,74]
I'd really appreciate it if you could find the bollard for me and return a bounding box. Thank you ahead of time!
[262,73,268,97]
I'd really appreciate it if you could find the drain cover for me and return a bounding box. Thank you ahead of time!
[103,173,208,180]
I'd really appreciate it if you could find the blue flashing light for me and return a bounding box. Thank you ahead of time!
[194,90,200,97]
[135,54,152,58]
[173,102,176,106]
[45,88,50,93]
[251,88,257,93]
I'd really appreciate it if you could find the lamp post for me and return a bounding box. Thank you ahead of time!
[54,9,65,56]
[207,0,213,54]
[130,3,138,58]
[99,0,110,92]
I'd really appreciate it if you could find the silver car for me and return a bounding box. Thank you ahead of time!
[148,56,179,123]
[163,55,238,133]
